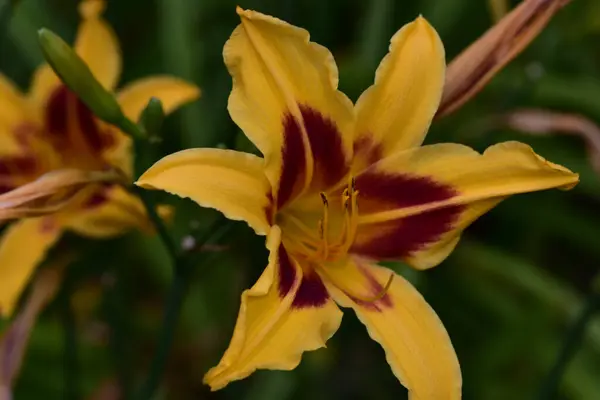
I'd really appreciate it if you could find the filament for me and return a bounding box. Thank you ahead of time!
[318,266,394,304]
[317,192,329,260]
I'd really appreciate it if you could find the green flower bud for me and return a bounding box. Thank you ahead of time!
[38,28,124,125]
[139,97,165,138]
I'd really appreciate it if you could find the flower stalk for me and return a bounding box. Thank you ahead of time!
[59,267,80,400]
[538,288,600,399]
[37,28,204,399]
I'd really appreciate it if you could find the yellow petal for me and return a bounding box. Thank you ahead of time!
[136,148,273,235]
[27,1,120,105]
[324,258,461,400]
[0,74,28,129]
[116,76,200,122]
[352,141,579,269]
[0,74,29,155]
[225,8,354,207]
[28,65,59,107]
[354,17,445,170]
[204,227,343,390]
[0,218,61,316]
[63,185,157,238]
[73,0,121,90]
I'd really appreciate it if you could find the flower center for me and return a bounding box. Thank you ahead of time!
[44,86,113,171]
[278,178,395,303]
[281,178,359,263]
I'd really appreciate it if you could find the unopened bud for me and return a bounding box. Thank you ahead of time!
[437,0,571,118]
[139,97,165,138]
[38,28,124,125]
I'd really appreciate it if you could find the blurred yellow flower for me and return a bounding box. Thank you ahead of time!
[137,7,578,398]
[0,0,199,316]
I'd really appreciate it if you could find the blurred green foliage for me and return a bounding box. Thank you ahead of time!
[1,0,600,399]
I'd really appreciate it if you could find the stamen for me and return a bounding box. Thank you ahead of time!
[285,214,320,243]
[319,192,329,207]
[284,180,361,263]
[318,192,330,260]
[318,267,395,304]
[282,214,322,259]
[342,187,349,200]
[338,188,359,254]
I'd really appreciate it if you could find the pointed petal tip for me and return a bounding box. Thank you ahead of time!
[413,14,432,28]
[559,171,579,190]
[79,0,106,19]
[203,370,230,392]
[486,141,580,190]
[236,6,248,17]
[235,7,276,24]
[190,84,202,99]
[391,14,442,54]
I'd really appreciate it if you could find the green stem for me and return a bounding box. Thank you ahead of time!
[119,117,145,141]
[105,266,133,399]
[537,291,600,399]
[135,218,234,400]
[125,111,235,398]
[136,269,187,400]
[60,275,79,400]
[134,186,179,265]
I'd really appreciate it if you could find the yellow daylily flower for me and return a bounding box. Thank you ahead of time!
[0,0,200,316]
[137,8,578,398]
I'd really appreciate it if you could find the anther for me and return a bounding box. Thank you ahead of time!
[317,192,330,261]
[320,192,328,207]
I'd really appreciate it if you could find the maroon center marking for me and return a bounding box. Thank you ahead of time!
[278,113,307,209]
[81,184,115,210]
[75,94,105,151]
[277,245,330,309]
[46,86,69,136]
[352,205,464,260]
[347,264,394,312]
[0,156,37,176]
[0,185,13,194]
[45,86,112,153]
[353,135,383,168]
[278,244,296,298]
[355,171,458,213]
[291,270,330,309]
[300,105,349,191]
[0,156,38,193]
[277,105,348,209]
[352,172,464,259]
